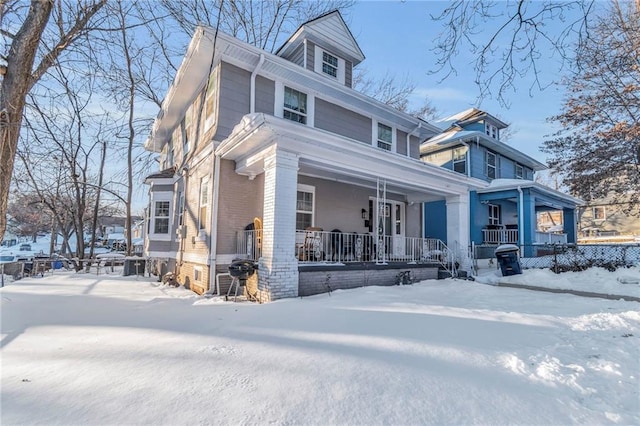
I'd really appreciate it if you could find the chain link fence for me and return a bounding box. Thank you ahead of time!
[474,244,640,273]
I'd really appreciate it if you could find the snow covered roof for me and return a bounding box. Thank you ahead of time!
[434,108,508,131]
[420,130,546,171]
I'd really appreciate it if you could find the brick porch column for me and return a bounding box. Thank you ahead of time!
[258,148,299,301]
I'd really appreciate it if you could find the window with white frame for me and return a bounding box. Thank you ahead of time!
[485,151,497,179]
[153,201,170,234]
[488,204,501,225]
[198,177,209,231]
[296,185,315,230]
[283,87,307,124]
[593,206,606,220]
[515,163,524,179]
[322,51,338,78]
[204,68,218,129]
[177,191,184,226]
[453,147,467,174]
[377,123,393,151]
[485,123,498,139]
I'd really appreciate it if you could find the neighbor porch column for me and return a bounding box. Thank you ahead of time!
[445,194,470,269]
[258,148,299,301]
[563,208,577,243]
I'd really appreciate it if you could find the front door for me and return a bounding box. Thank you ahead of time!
[371,198,405,258]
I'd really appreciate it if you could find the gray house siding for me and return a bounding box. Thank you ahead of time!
[314,98,372,144]
[288,43,305,67]
[215,62,251,141]
[255,75,275,115]
[150,184,174,192]
[396,130,407,156]
[345,60,352,88]
[409,135,421,159]
[306,41,315,71]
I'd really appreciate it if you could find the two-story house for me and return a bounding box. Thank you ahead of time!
[143,11,483,300]
[421,108,582,257]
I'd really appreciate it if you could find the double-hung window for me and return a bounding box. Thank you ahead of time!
[283,87,307,124]
[154,201,170,234]
[515,163,524,179]
[296,185,315,230]
[377,123,392,151]
[198,177,209,231]
[485,151,497,179]
[593,206,606,220]
[453,147,467,174]
[322,51,338,78]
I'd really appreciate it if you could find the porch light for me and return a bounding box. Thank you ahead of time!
[361,209,367,219]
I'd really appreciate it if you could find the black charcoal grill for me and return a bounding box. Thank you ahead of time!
[226,260,258,301]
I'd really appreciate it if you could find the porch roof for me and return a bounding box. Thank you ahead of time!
[477,179,583,208]
[217,113,487,202]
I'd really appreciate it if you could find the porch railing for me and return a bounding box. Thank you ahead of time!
[534,231,567,244]
[482,229,568,245]
[237,229,454,266]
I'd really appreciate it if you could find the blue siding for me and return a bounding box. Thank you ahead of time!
[469,144,486,181]
[424,201,447,242]
[463,122,485,133]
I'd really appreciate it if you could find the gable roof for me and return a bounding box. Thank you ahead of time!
[276,10,365,66]
[435,108,508,131]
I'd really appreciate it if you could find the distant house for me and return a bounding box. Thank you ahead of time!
[142,11,480,300]
[421,108,582,256]
[578,197,640,242]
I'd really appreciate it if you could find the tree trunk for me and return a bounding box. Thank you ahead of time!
[0,1,53,243]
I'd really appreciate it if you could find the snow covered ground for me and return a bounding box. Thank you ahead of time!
[1,268,639,425]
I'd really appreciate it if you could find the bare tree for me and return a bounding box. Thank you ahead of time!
[542,1,639,215]
[0,0,106,243]
[430,0,596,105]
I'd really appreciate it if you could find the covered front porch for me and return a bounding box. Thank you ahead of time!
[216,114,480,300]
[471,180,582,256]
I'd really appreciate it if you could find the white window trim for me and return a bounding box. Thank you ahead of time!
[149,192,173,241]
[296,184,315,230]
[174,190,185,242]
[373,120,396,152]
[452,147,467,174]
[515,163,524,179]
[485,122,498,140]
[488,204,501,225]
[314,45,345,84]
[204,67,219,131]
[592,206,606,221]
[198,176,210,237]
[274,82,315,126]
[485,151,497,179]
[194,266,202,282]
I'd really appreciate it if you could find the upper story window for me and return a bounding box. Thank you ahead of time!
[593,206,606,220]
[198,176,209,231]
[204,68,218,130]
[515,163,524,179]
[153,201,170,234]
[485,123,498,139]
[485,151,497,179]
[296,184,315,230]
[377,123,393,151]
[283,86,307,124]
[322,51,338,78]
[453,147,467,174]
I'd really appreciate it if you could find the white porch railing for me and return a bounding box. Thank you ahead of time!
[534,231,567,244]
[482,229,519,244]
[237,229,454,267]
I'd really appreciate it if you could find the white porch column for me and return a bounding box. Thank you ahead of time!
[258,148,299,301]
[445,194,471,268]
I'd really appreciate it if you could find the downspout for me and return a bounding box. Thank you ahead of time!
[517,186,524,247]
[250,54,265,113]
[177,167,189,273]
[407,122,421,157]
[207,153,222,294]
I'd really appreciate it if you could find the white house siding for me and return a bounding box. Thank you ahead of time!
[314,98,372,144]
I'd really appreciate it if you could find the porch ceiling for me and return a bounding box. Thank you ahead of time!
[217,113,487,202]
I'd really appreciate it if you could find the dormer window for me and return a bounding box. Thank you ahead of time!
[485,123,498,139]
[322,51,338,78]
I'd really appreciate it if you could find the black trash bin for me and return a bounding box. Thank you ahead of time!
[495,244,522,276]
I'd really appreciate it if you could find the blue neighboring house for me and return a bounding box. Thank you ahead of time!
[420,108,582,256]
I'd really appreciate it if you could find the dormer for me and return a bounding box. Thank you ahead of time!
[275,10,365,89]
[435,108,508,141]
